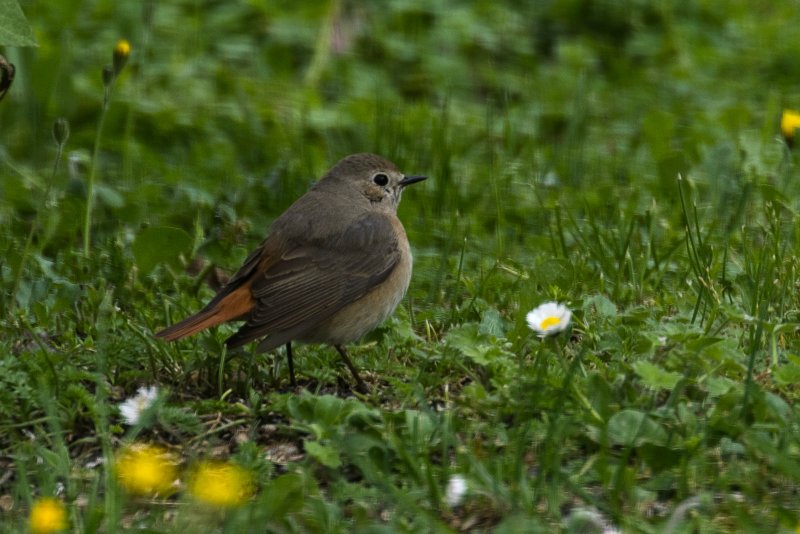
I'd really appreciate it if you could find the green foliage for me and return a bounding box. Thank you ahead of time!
[0,0,35,46]
[131,226,193,275]
[2,0,800,532]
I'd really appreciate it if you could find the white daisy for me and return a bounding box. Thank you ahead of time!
[119,386,159,426]
[526,302,572,338]
[444,474,467,507]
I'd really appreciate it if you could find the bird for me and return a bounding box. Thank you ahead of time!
[156,153,427,389]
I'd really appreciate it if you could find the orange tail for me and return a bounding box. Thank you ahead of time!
[156,286,254,341]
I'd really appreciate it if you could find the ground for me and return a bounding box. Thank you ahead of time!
[2,1,800,532]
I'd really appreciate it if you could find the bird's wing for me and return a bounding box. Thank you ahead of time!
[224,211,401,350]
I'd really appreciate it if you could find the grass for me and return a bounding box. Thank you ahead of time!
[3,0,800,532]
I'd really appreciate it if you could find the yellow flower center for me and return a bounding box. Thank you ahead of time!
[29,498,67,534]
[540,316,561,329]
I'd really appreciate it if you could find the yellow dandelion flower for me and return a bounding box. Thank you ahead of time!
[114,39,131,57]
[112,39,131,75]
[29,497,67,534]
[188,461,253,508]
[115,443,178,496]
[781,109,800,144]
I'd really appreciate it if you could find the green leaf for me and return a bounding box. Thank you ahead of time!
[131,226,193,275]
[313,394,359,427]
[304,440,341,468]
[256,473,306,519]
[639,444,682,472]
[445,323,512,366]
[632,360,683,390]
[0,0,36,46]
[761,391,791,424]
[607,409,667,447]
[705,376,736,397]
[404,409,435,442]
[773,358,800,386]
[743,430,800,481]
[583,293,617,318]
[478,308,505,337]
[95,184,125,209]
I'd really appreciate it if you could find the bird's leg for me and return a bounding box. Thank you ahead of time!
[285,342,296,387]
[334,345,366,391]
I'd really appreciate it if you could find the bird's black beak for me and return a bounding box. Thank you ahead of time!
[399,175,427,187]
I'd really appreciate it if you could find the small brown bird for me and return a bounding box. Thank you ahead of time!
[156,153,426,389]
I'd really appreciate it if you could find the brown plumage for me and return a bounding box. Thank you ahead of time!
[156,153,426,388]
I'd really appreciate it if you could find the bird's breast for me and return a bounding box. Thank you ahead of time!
[301,217,412,345]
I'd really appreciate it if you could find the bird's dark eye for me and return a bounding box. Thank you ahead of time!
[373,173,389,186]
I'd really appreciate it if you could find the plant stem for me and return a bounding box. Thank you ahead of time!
[9,138,66,313]
[83,86,113,257]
